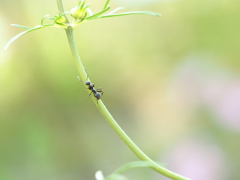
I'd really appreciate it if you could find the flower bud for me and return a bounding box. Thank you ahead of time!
[55,15,67,25]
[70,1,88,21]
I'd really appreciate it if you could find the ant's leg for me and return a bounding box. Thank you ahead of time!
[88,91,93,96]
[96,88,103,95]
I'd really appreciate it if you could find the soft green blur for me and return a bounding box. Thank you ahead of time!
[1,0,240,180]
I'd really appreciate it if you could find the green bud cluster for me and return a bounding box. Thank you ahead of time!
[70,0,90,22]
[55,15,67,25]
[5,0,161,50]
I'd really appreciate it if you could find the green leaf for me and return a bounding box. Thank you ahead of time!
[99,11,161,18]
[107,7,124,15]
[41,14,54,25]
[86,6,110,20]
[4,25,49,51]
[86,7,93,16]
[103,0,111,9]
[112,161,155,174]
[106,174,127,180]
[11,24,32,29]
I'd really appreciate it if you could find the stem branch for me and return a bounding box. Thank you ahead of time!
[103,0,111,9]
[57,1,191,180]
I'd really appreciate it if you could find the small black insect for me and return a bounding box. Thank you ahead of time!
[84,80,103,100]
[86,83,103,100]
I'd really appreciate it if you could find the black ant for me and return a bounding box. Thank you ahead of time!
[85,81,103,100]
[77,68,104,101]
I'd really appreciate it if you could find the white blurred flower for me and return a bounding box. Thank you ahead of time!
[95,170,105,180]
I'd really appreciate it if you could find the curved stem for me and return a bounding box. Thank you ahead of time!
[57,1,191,180]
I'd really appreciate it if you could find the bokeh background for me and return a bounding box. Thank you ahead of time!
[1,0,240,180]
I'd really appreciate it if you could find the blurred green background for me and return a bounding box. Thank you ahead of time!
[1,0,240,180]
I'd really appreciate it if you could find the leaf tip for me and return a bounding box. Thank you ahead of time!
[4,43,10,51]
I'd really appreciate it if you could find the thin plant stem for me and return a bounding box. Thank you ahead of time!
[57,0,69,23]
[57,1,191,180]
[103,0,111,9]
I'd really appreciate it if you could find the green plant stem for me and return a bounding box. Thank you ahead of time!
[57,0,69,23]
[103,0,111,9]
[58,1,191,180]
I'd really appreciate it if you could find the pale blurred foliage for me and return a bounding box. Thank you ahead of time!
[0,0,240,180]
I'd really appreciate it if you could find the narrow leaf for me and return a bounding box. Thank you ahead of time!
[86,6,110,20]
[106,174,127,180]
[86,8,93,16]
[103,0,111,9]
[99,11,161,18]
[11,24,32,29]
[41,14,54,25]
[107,7,124,15]
[112,161,155,174]
[4,25,47,51]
